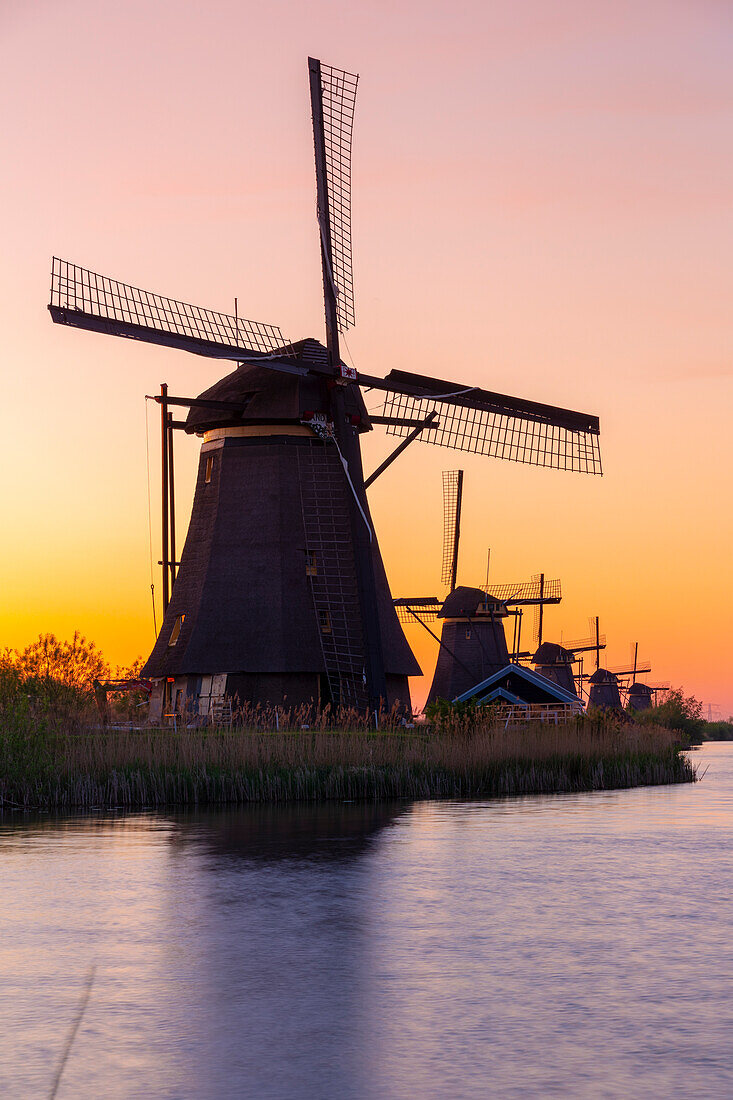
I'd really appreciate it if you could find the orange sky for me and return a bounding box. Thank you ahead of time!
[1,0,732,714]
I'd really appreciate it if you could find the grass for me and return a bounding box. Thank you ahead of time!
[0,706,696,811]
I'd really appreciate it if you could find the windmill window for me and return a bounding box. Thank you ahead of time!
[465,627,472,640]
[205,456,214,483]
[168,614,185,646]
[305,552,318,576]
[319,610,331,634]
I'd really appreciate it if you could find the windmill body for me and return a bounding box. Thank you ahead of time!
[627,682,654,712]
[143,345,419,719]
[588,667,622,710]
[427,587,510,703]
[532,642,578,697]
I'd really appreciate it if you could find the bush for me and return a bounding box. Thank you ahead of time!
[701,720,733,741]
[634,687,705,742]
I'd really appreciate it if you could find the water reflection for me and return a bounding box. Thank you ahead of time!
[1,746,733,1099]
[166,800,405,862]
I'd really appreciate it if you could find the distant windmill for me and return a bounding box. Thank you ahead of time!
[611,642,666,712]
[627,682,655,712]
[49,59,602,720]
[531,643,578,697]
[587,668,623,710]
[393,470,563,699]
[425,586,513,704]
[559,619,608,699]
[573,617,622,709]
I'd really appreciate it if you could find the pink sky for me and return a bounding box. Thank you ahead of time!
[1,0,732,713]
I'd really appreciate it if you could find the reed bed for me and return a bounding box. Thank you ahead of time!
[0,712,695,811]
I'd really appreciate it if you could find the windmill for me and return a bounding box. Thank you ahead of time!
[392,469,564,701]
[49,58,602,721]
[587,668,623,710]
[610,642,658,711]
[554,620,608,699]
[531,643,578,697]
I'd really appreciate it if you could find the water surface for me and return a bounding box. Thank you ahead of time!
[1,743,732,1098]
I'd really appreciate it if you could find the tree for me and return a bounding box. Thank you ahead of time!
[1,632,110,700]
[639,687,704,741]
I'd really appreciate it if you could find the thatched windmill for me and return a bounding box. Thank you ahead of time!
[49,59,602,720]
[587,668,623,710]
[394,470,564,702]
[627,683,655,711]
[531,642,578,696]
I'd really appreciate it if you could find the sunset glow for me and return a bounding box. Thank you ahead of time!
[2,0,731,713]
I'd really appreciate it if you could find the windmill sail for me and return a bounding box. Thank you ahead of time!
[481,579,562,605]
[393,598,442,624]
[49,258,292,361]
[441,471,463,590]
[311,61,358,333]
[379,369,602,474]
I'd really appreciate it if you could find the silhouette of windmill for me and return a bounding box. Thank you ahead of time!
[393,470,564,701]
[49,59,602,720]
[557,618,609,699]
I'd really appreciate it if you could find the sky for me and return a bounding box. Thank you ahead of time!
[1,0,732,714]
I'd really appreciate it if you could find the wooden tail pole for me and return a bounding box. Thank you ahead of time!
[160,383,170,614]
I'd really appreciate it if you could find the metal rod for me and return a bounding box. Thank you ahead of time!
[450,470,463,593]
[369,415,438,428]
[364,412,438,489]
[168,412,176,589]
[405,608,475,683]
[150,394,251,412]
[160,383,169,615]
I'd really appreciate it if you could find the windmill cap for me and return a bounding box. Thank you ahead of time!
[588,668,619,685]
[532,642,574,664]
[439,586,506,618]
[184,339,370,434]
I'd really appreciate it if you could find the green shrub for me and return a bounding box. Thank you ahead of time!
[634,687,705,742]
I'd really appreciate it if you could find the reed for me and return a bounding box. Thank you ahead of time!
[0,710,695,811]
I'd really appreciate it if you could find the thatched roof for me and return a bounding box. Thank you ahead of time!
[439,586,506,619]
[588,668,618,685]
[533,641,574,664]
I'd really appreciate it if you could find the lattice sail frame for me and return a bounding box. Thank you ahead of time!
[441,471,462,586]
[49,258,291,358]
[382,391,602,474]
[481,579,562,604]
[319,63,358,333]
[393,577,561,625]
[393,598,441,625]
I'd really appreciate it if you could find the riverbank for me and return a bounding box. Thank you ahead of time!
[0,716,695,811]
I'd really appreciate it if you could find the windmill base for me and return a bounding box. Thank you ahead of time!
[148,672,413,725]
